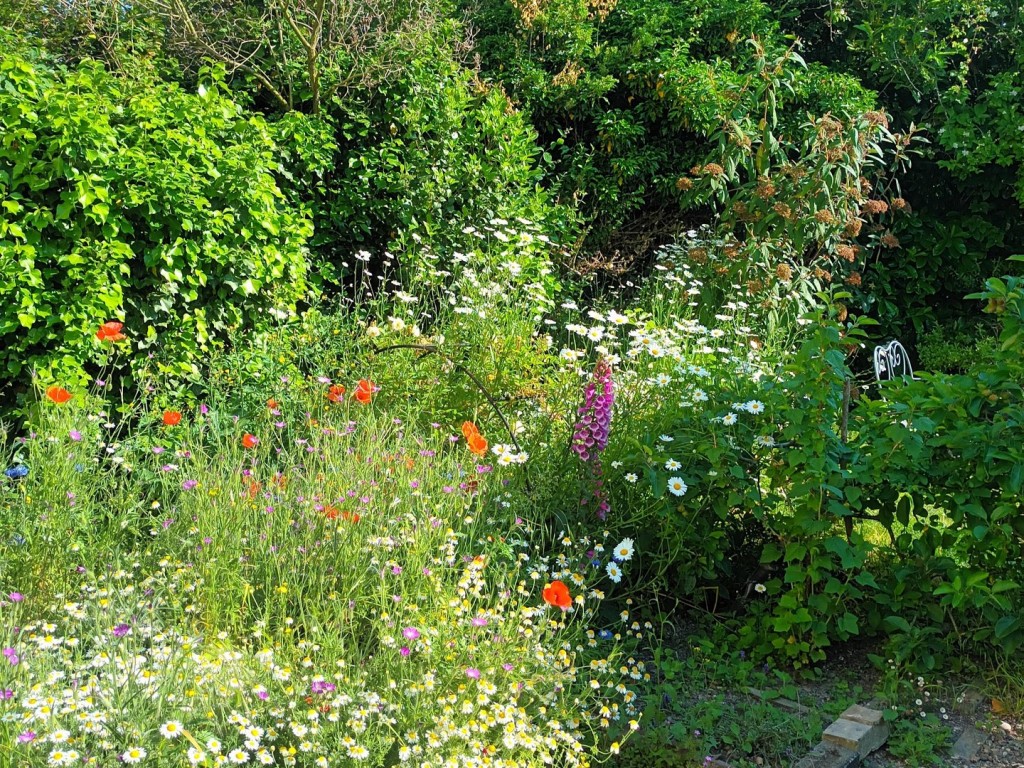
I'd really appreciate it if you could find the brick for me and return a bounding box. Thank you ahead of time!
[839,705,884,727]
[822,718,889,757]
[793,741,860,768]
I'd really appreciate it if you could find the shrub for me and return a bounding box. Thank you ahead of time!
[0,50,312,404]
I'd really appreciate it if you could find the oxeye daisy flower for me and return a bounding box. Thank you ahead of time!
[606,562,623,583]
[667,477,688,496]
[722,413,738,426]
[613,538,634,562]
[160,721,184,739]
[664,459,681,471]
[624,473,638,483]
[122,746,147,764]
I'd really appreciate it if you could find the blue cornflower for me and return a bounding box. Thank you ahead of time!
[598,629,613,640]
[4,465,28,480]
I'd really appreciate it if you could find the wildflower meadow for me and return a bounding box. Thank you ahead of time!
[3,2,1024,766]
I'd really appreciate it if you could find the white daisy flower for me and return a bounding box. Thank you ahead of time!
[624,473,638,483]
[664,459,681,471]
[606,562,623,583]
[122,747,148,764]
[667,477,688,496]
[160,721,184,739]
[613,538,635,562]
[722,413,738,426]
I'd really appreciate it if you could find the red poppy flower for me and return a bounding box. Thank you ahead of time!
[96,321,126,343]
[46,386,72,404]
[326,385,346,403]
[342,511,361,523]
[246,479,262,499]
[542,580,573,611]
[354,379,374,404]
[267,398,279,410]
[162,410,182,426]
[324,505,340,520]
[241,433,259,449]
[467,431,488,456]
[462,421,480,440]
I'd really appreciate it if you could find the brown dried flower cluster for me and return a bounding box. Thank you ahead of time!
[775,263,793,281]
[880,232,901,249]
[755,177,777,199]
[862,199,889,216]
[863,110,890,129]
[836,244,857,262]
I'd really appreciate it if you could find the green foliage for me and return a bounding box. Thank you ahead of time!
[790,0,1024,341]
[466,0,879,260]
[273,26,575,304]
[0,51,311,401]
[916,320,997,373]
[619,640,823,767]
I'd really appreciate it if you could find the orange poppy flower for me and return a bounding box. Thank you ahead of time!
[96,321,126,343]
[46,386,72,404]
[241,433,259,449]
[162,410,182,426]
[461,421,480,440]
[267,398,279,410]
[246,479,262,499]
[467,431,488,456]
[324,505,340,520]
[354,379,374,404]
[326,385,346,403]
[271,472,288,489]
[542,580,573,611]
[342,511,361,523]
